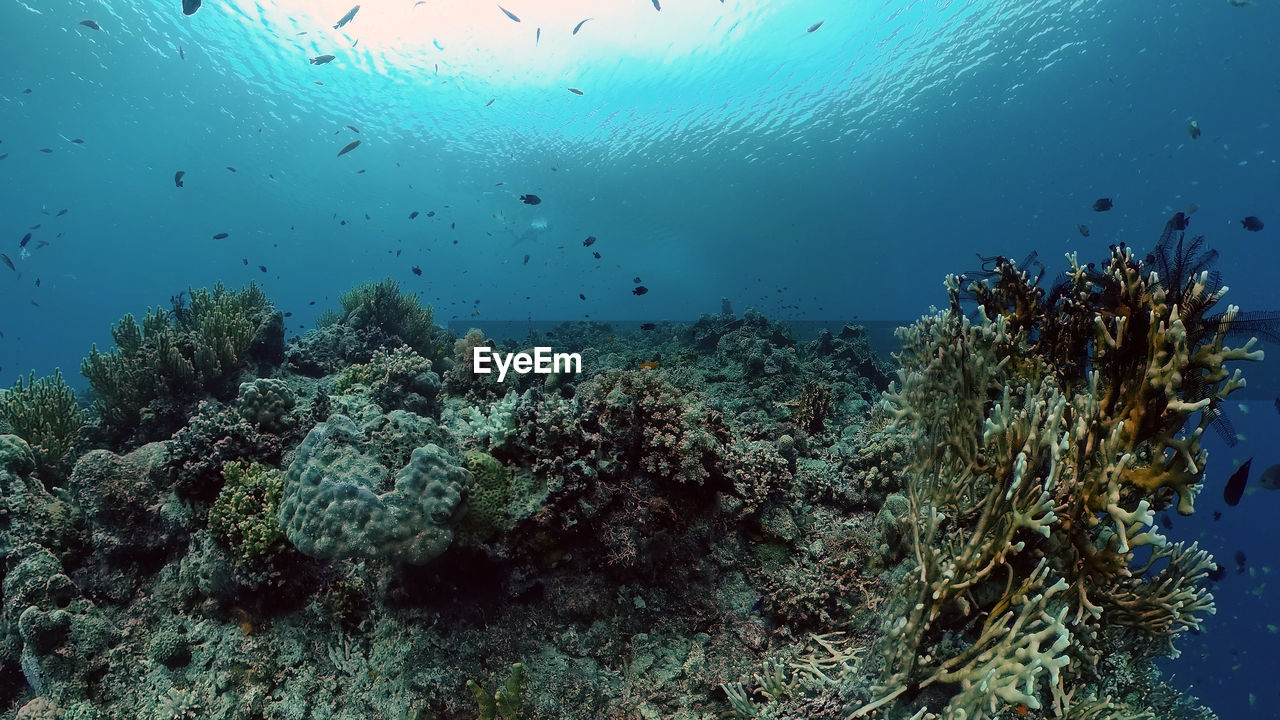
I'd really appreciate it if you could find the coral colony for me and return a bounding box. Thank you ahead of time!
[0,220,1260,719]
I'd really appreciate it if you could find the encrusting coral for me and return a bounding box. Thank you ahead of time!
[851,220,1259,719]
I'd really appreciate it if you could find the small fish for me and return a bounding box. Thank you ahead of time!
[568,87,584,96]
[0,154,7,161]
[807,20,824,32]
[347,125,360,133]
[258,265,267,273]
[310,55,337,65]
[179,46,184,60]
[212,232,229,240]
[242,258,248,265]
[409,211,419,219]
[39,149,53,153]
[451,222,455,229]
[284,312,292,317]
[337,140,361,156]
[498,5,520,22]
[34,278,39,287]
[485,98,495,107]
[226,166,237,172]
[573,18,592,34]
[411,265,422,276]
[34,241,48,249]
[80,19,101,30]
[1188,120,1201,139]
[174,170,185,187]
[28,225,39,230]
[70,138,84,144]
[579,293,586,300]
[632,286,649,296]
[536,28,540,45]
[1158,513,1173,530]
[334,5,360,29]
[583,236,596,247]
[1077,224,1090,237]
[592,251,600,259]
[1092,198,1113,212]
[182,0,201,16]
[1223,458,1253,506]
[1259,464,1280,490]
[520,194,542,205]
[1169,211,1190,231]
[356,169,366,174]
[1241,216,1264,232]
[651,0,660,9]
[632,276,642,283]
[640,323,656,331]
[523,254,530,265]
[427,211,435,217]
[0,254,13,272]
[20,234,31,248]
[56,209,67,216]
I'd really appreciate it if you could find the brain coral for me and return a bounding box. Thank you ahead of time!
[278,414,467,564]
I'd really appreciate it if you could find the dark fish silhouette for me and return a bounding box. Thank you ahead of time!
[20,234,31,248]
[520,194,541,205]
[333,5,360,29]
[80,19,101,30]
[56,209,66,216]
[568,87,584,95]
[523,254,530,265]
[1223,458,1252,506]
[347,125,360,133]
[1,254,14,272]
[411,265,422,276]
[592,251,600,259]
[498,4,520,22]
[242,258,248,265]
[651,0,660,9]
[536,28,540,44]
[409,211,419,219]
[1077,224,1090,237]
[40,149,53,153]
[640,323,656,331]
[212,233,230,240]
[583,236,596,247]
[632,286,648,296]
[1092,198,1113,212]
[0,154,7,160]
[179,46,184,60]
[573,18,592,34]
[427,211,435,217]
[1188,120,1200,139]
[1207,563,1226,582]
[174,170,185,187]
[1241,216,1264,232]
[182,0,201,16]
[807,21,824,32]
[70,138,84,144]
[633,276,642,283]
[337,140,361,156]
[485,98,495,107]
[579,293,585,300]
[310,55,337,65]
[226,166,237,172]
[258,265,267,273]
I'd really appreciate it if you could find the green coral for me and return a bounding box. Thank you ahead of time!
[461,450,549,541]
[0,370,82,480]
[80,283,280,446]
[319,278,439,354]
[467,662,527,720]
[208,462,285,563]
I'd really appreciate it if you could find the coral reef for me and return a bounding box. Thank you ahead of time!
[0,371,82,482]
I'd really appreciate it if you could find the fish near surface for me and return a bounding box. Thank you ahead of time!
[182,0,201,16]
[1241,216,1264,232]
[174,170,185,187]
[1223,458,1252,506]
[333,5,360,29]
[498,4,520,22]
[573,18,592,34]
[1,254,14,271]
[337,140,361,157]
[1077,224,1090,237]
[310,55,336,65]
[80,19,100,30]
[520,194,541,205]
[1092,198,1113,212]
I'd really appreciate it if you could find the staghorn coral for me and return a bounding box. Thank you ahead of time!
[80,283,282,448]
[0,370,82,482]
[853,230,1256,719]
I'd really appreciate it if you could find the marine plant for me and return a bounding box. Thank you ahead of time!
[854,222,1258,718]
[318,278,441,355]
[467,662,527,720]
[208,462,286,564]
[0,370,82,481]
[80,283,281,447]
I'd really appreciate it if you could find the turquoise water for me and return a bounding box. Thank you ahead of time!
[2,0,1279,715]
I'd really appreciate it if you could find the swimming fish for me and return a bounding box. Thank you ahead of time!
[0,154,7,160]
[347,125,360,133]
[1092,198,1113,212]
[520,194,541,205]
[409,211,419,219]
[40,149,53,153]
[536,28,540,45]
[242,258,248,265]
[523,254,530,265]
[182,0,201,16]
[807,21,824,32]
[1188,120,1201,139]
[174,170,185,187]
[1241,216,1264,231]
[568,87,584,95]
[411,265,422,276]
[651,0,660,10]
[583,236,596,247]
[226,166,237,172]
[56,209,66,216]
[20,234,31,248]
[1223,458,1252,506]
[70,138,84,144]
[0,254,14,272]
[632,286,649,296]
[80,19,100,30]
[179,46,184,60]
[1259,464,1280,490]
[310,55,337,65]
[592,251,600,259]
[573,18,592,34]
[337,140,361,156]
[333,5,360,29]
[427,211,435,217]
[212,233,229,240]
[1077,224,1090,237]
[579,294,586,300]
[258,265,267,273]
[498,4,520,22]
[485,98,495,107]
[633,277,642,284]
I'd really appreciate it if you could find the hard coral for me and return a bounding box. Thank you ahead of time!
[317,278,447,357]
[208,462,286,564]
[0,370,83,482]
[170,400,285,503]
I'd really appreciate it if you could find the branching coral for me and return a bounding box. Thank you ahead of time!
[318,278,443,356]
[208,462,286,564]
[859,225,1257,719]
[0,370,82,481]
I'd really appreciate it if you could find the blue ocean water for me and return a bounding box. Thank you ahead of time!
[1,0,1277,715]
